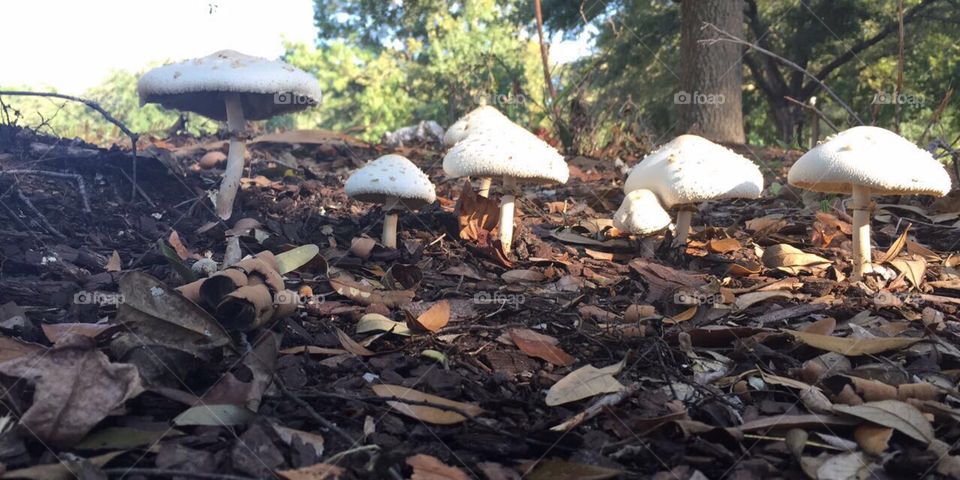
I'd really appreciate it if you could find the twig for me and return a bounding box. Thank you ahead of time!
[0,90,140,202]
[15,190,65,239]
[699,23,863,125]
[0,170,92,212]
[102,468,255,480]
[534,0,557,105]
[273,374,359,445]
[895,0,906,132]
[322,444,380,465]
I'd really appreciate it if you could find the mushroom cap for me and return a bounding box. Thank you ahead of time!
[137,50,322,121]
[613,189,672,235]
[345,154,437,209]
[788,126,951,196]
[442,105,514,146]
[442,127,569,184]
[623,134,764,208]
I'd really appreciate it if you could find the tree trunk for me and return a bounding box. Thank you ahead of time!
[679,0,746,144]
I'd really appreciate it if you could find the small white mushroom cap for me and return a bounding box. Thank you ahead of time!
[788,126,951,196]
[345,154,436,209]
[443,128,569,184]
[443,105,514,146]
[138,50,322,121]
[623,135,764,208]
[613,189,672,235]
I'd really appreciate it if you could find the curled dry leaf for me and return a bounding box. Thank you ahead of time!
[356,313,412,336]
[854,424,893,455]
[785,329,921,356]
[761,244,831,274]
[371,384,483,425]
[0,334,143,447]
[349,236,376,259]
[406,454,470,480]
[277,462,346,480]
[409,300,451,332]
[545,360,626,406]
[509,328,575,367]
[501,269,545,284]
[707,237,741,253]
[335,327,376,356]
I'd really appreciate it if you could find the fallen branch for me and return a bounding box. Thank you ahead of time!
[0,90,141,201]
[699,23,863,125]
[0,170,92,212]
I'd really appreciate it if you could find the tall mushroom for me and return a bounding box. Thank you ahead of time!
[345,154,436,249]
[788,126,951,280]
[613,189,672,258]
[443,105,519,198]
[138,50,322,220]
[444,128,568,253]
[624,134,763,245]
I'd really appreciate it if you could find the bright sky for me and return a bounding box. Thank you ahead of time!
[0,0,592,95]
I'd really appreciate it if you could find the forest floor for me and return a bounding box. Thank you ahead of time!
[2,124,960,479]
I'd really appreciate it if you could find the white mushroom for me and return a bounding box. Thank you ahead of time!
[788,126,951,280]
[444,128,568,253]
[345,154,436,249]
[624,134,763,245]
[613,189,672,257]
[138,50,322,220]
[443,105,523,197]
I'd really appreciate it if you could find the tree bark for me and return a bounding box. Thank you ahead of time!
[679,0,746,144]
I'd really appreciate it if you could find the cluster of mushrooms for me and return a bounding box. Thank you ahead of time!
[137,51,952,281]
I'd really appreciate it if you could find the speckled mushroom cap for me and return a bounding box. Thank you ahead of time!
[443,105,514,146]
[137,50,322,121]
[345,154,436,209]
[443,127,569,184]
[623,134,763,208]
[788,126,951,196]
[613,189,671,235]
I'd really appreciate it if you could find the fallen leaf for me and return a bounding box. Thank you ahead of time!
[279,346,350,356]
[277,463,346,480]
[0,334,143,447]
[762,244,831,273]
[41,323,118,343]
[876,224,911,263]
[509,328,575,366]
[708,238,741,253]
[0,337,45,362]
[816,452,878,480]
[889,258,926,288]
[456,179,499,241]
[501,269,545,284]
[371,384,483,425]
[410,300,451,332]
[75,426,182,451]
[545,360,625,406]
[335,327,375,356]
[800,317,837,336]
[105,250,122,272]
[168,230,193,260]
[274,244,321,274]
[833,400,934,444]
[406,454,470,480]
[854,424,893,455]
[173,404,255,427]
[523,459,621,480]
[329,278,415,307]
[785,329,921,356]
[273,424,325,458]
[350,237,376,259]
[734,291,803,311]
[356,314,412,336]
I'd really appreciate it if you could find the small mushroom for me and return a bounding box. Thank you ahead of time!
[788,126,951,280]
[345,154,436,249]
[624,134,763,245]
[613,189,672,257]
[138,50,322,220]
[443,105,519,197]
[444,128,568,253]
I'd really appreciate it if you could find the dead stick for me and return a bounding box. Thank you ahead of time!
[534,0,557,104]
[0,170,92,212]
[0,90,140,202]
[15,190,65,238]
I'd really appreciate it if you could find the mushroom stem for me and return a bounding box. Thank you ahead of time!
[216,94,246,220]
[499,177,518,253]
[478,177,493,198]
[851,184,873,280]
[674,209,693,246]
[639,236,656,258]
[382,211,399,249]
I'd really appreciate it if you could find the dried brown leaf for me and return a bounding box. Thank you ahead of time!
[371,384,483,425]
[406,454,470,480]
[509,328,575,366]
[785,329,921,356]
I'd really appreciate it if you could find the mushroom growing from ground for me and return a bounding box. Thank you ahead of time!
[138,50,322,220]
[443,105,518,198]
[444,128,568,253]
[624,134,763,245]
[613,189,672,257]
[788,126,951,280]
[345,154,436,249]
